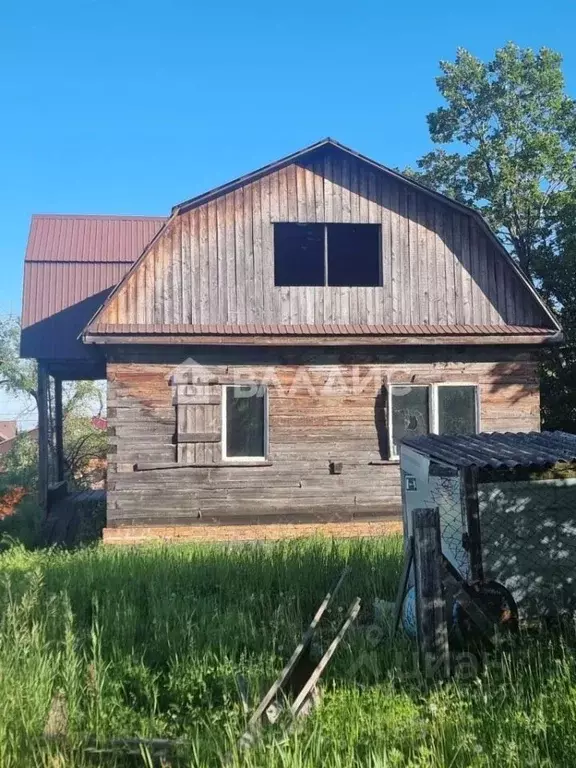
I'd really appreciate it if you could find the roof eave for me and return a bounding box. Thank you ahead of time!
[83,330,563,347]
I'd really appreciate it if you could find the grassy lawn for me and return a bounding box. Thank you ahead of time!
[1,536,576,767]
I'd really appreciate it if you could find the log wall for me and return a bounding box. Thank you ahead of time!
[105,346,540,536]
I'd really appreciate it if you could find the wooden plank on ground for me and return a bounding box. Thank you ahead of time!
[238,566,350,748]
[290,596,361,718]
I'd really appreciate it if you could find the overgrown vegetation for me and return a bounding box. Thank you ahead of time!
[0,537,575,767]
[0,315,106,541]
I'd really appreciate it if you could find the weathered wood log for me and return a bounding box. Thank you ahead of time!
[412,507,450,680]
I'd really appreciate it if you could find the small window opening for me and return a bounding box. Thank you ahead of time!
[224,385,267,460]
[274,224,324,286]
[274,223,381,287]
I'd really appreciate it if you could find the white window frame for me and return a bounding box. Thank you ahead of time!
[221,384,269,463]
[388,383,480,460]
[388,384,430,460]
[432,383,481,436]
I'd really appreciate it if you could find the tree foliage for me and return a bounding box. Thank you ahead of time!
[409,44,576,430]
[410,44,576,280]
[0,315,107,495]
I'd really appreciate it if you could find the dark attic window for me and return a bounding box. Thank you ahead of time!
[274,223,381,287]
[274,223,325,286]
[327,224,381,287]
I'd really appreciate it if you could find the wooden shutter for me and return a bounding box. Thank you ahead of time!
[174,380,222,464]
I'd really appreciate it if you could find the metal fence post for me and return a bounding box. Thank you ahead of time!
[413,507,450,679]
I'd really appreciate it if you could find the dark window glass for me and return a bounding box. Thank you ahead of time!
[391,386,429,455]
[327,224,381,286]
[226,386,266,458]
[437,386,477,435]
[274,223,325,286]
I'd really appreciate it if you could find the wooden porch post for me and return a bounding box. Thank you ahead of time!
[37,361,50,516]
[54,376,65,483]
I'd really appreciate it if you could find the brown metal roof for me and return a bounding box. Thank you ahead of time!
[84,322,559,348]
[402,431,576,470]
[21,215,166,364]
[88,322,555,337]
[0,421,17,442]
[25,214,165,263]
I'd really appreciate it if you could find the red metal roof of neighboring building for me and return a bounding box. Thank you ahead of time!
[0,421,17,442]
[24,214,165,264]
[21,215,166,365]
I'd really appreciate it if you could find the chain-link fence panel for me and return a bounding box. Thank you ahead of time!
[478,479,576,619]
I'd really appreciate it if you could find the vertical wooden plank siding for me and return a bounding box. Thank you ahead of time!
[181,213,192,324]
[260,176,273,324]
[100,150,549,330]
[199,206,210,324]
[225,192,237,324]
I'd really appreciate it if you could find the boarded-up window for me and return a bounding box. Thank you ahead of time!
[174,379,222,464]
[223,385,267,459]
[437,386,477,435]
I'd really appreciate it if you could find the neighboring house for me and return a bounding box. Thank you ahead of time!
[20,139,561,543]
[90,416,108,431]
[0,426,38,461]
[0,421,17,445]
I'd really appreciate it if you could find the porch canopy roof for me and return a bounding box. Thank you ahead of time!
[20,214,165,379]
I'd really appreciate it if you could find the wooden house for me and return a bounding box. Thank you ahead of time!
[20,139,561,543]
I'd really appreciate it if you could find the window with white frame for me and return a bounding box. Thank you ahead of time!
[388,384,479,457]
[223,385,268,460]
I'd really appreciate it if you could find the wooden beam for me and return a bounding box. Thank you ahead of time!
[176,432,220,444]
[463,468,484,582]
[37,361,49,516]
[239,567,350,749]
[135,460,273,471]
[412,507,450,679]
[54,376,64,483]
[290,596,361,718]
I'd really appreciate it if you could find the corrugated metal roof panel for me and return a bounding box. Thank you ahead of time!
[21,262,132,359]
[25,214,166,263]
[21,214,165,361]
[22,262,130,328]
[401,431,576,470]
[87,322,556,338]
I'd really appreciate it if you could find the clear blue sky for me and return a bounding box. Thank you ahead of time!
[2,0,576,318]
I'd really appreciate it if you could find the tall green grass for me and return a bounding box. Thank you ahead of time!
[0,537,575,766]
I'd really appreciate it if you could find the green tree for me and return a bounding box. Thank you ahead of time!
[408,44,576,430]
[409,43,576,280]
